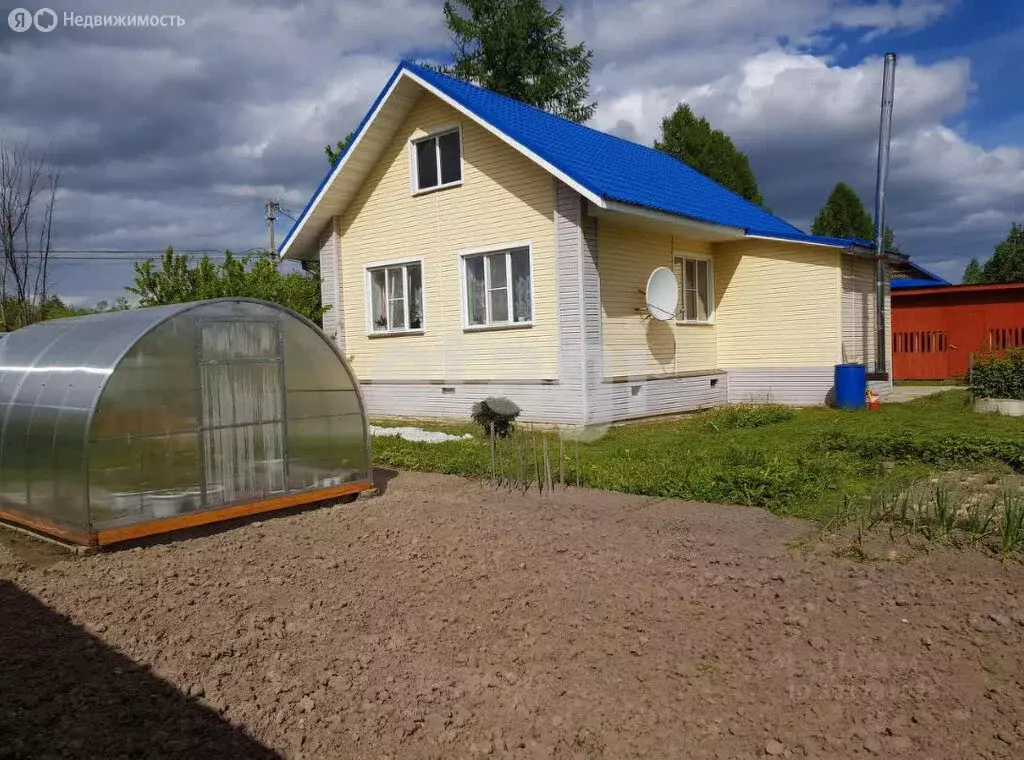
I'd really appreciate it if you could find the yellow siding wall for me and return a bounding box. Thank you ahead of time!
[598,220,717,377]
[713,240,842,367]
[338,93,556,381]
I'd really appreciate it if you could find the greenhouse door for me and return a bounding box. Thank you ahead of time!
[197,319,287,507]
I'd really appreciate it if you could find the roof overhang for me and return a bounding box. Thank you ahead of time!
[280,65,607,261]
[892,281,1024,297]
[587,200,745,242]
[280,68,421,260]
[744,232,905,263]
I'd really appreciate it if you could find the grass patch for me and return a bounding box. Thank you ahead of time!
[895,379,964,387]
[372,391,1023,527]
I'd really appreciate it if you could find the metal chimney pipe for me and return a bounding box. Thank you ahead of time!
[872,52,897,375]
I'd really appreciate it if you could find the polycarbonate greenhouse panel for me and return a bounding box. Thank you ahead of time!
[0,299,372,546]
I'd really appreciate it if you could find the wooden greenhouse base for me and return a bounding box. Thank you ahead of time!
[0,480,373,549]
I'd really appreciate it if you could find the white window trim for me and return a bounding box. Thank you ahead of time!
[409,125,463,196]
[363,258,426,337]
[674,251,715,325]
[458,242,535,332]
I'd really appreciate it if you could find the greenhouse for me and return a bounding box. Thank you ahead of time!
[0,299,372,547]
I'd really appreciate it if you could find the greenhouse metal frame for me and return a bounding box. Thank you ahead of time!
[0,299,372,546]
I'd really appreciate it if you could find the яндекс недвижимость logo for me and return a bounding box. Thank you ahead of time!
[8,9,183,32]
[8,8,57,32]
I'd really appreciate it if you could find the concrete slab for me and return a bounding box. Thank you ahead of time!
[887,385,965,403]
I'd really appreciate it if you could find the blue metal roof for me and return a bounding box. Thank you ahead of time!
[891,278,948,289]
[402,62,806,238]
[890,259,950,288]
[282,61,870,253]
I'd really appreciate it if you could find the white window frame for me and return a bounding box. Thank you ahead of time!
[458,242,534,331]
[410,125,463,195]
[363,258,426,336]
[675,252,715,324]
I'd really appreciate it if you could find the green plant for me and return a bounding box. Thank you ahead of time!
[372,391,1024,524]
[471,397,521,438]
[931,483,957,539]
[705,404,795,430]
[1001,492,1024,555]
[970,348,1024,400]
[965,501,996,544]
[127,247,326,325]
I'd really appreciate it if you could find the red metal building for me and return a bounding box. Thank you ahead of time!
[891,283,1024,380]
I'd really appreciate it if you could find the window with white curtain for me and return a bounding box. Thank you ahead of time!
[412,128,462,193]
[462,247,532,328]
[676,255,713,323]
[367,261,423,334]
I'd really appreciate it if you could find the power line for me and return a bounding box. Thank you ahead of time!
[15,249,266,256]
[12,248,271,261]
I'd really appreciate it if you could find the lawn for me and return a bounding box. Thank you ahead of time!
[371,390,1024,523]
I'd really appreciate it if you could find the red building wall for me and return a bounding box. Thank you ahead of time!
[891,283,1024,380]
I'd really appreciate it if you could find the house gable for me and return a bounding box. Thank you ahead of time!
[334,91,560,384]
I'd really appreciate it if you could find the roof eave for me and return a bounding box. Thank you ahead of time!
[279,65,411,261]
[591,200,745,241]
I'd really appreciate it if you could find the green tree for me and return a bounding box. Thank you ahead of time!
[811,183,905,252]
[811,182,874,240]
[329,1,596,162]
[654,104,765,206]
[127,246,326,325]
[962,257,985,284]
[980,222,1024,283]
[325,130,355,167]
[959,223,1024,285]
[93,297,132,312]
[437,0,596,122]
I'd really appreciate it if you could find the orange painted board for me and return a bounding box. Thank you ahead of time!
[0,507,96,547]
[94,480,373,546]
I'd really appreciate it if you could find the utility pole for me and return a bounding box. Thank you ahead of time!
[872,52,897,376]
[265,199,279,255]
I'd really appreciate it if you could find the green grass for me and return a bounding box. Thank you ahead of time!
[372,391,1024,522]
[895,380,964,387]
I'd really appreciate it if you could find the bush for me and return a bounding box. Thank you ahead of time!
[705,403,795,430]
[818,430,1024,472]
[471,397,522,438]
[970,349,1024,400]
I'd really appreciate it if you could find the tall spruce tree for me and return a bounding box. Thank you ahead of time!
[654,103,765,206]
[811,182,874,241]
[437,0,596,122]
[327,1,596,161]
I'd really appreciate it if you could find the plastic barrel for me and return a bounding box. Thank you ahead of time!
[834,363,867,410]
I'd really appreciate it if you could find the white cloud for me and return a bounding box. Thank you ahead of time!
[587,38,1019,276]
[0,0,1016,298]
[592,52,972,146]
[570,0,957,65]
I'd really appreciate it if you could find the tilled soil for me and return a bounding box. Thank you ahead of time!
[3,471,1024,759]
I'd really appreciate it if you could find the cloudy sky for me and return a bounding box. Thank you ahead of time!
[1,0,1022,306]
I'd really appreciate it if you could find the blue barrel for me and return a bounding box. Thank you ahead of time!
[834,363,867,410]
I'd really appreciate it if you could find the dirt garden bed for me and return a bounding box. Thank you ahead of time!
[3,471,1024,759]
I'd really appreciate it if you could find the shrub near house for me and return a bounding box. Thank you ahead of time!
[971,349,1024,400]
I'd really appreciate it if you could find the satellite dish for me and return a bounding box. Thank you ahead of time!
[645,267,678,321]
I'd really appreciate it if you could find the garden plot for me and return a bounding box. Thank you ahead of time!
[3,472,1024,760]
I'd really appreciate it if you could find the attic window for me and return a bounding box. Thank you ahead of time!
[412,128,462,193]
